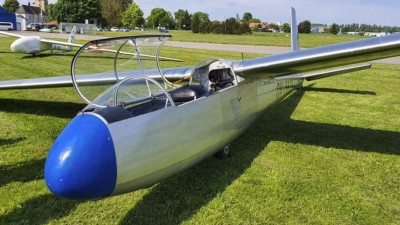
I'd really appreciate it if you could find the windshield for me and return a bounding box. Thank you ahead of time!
[71,35,174,108]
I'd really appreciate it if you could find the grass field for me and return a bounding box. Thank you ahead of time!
[0,35,400,224]
[99,30,366,48]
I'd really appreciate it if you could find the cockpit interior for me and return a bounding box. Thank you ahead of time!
[71,36,240,122]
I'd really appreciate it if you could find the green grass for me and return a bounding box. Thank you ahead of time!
[98,30,366,48]
[1,36,400,224]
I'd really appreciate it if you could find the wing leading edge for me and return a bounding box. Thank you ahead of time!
[0,31,82,47]
[0,31,25,38]
[0,68,193,90]
[275,63,372,81]
[234,34,400,78]
[40,38,83,48]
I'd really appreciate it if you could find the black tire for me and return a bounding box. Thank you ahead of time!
[214,145,230,160]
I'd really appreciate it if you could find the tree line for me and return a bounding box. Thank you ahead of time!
[47,0,253,34]
[3,0,399,35]
[2,0,251,34]
[340,23,400,34]
[191,13,251,34]
[281,21,400,35]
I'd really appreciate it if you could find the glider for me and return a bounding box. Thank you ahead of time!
[0,8,399,201]
[0,26,182,62]
[0,26,79,56]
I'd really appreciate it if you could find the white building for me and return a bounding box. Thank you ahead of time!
[31,0,48,13]
[16,15,27,31]
[364,32,388,37]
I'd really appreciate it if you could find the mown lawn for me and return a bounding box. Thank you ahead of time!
[98,30,366,48]
[0,36,399,224]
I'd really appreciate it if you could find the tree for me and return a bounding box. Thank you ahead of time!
[2,0,19,13]
[192,12,210,23]
[121,3,144,28]
[191,13,200,33]
[52,0,102,23]
[101,0,132,27]
[78,0,102,23]
[329,23,340,35]
[235,13,240,22]
[298,20,311,33]
[161,11,175,29]
[47,3,55,21]
[239,22,251,34]
[209,20,222,34]
[242,12,253,23]
[269,23,280,31]
[283,23,290,33]
[199,21,210,33]
[248,18,261,23]
[225,17,240,34]
[146,8,174,28]
[174,9,191,30]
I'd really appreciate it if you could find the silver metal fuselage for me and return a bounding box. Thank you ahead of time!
[109,77,301,195]
[42,33,400,200]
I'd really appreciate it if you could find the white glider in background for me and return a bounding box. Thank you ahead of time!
[0,27,183,62]
[0,26,79,56]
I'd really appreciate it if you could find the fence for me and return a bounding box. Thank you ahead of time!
[60,22,97,35]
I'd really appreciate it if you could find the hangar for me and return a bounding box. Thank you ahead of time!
[0,6,16,30]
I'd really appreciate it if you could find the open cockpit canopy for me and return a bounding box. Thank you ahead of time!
[71,35,178,108]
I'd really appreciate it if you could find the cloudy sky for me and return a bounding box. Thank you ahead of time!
[3,0,400,26]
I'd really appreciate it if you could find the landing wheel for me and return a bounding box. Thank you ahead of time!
[214,145,230,160]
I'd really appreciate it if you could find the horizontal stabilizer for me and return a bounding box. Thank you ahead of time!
[275,63,372,81]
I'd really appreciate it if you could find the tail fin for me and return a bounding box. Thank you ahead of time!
[68,26,77,44]
[290,7,299,52]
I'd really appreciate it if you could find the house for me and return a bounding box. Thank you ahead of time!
[32,0,48,13]
[15,4,48,30]
[311,24,326,33]
[364,32,388,37]
[249,22,268,32]
[0,6,17,30]
[347,32,359,36]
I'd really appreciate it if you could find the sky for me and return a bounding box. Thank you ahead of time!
[2,0,400,27]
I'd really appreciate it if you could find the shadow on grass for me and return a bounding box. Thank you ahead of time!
[0,158,45,187]
[0,99,84,118]
[21,52,74,59]
[302,86,376,95]
[119,90,303,225]
[120,139,272,224]
[0,50,73,58]
[0,137,25,146]
[268,119,400,155]
[0,194,79,225]
[120,87,399,224]
[261,91,399,155]
[0,51,19,55]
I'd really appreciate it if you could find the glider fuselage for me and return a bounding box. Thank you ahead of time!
[10,36,72,54]
[44,68,302,200]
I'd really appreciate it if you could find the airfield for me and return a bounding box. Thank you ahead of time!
[0,31,399,224]
[5,30,400,64]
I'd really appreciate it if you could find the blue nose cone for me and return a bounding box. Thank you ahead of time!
[45,113,117,200]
